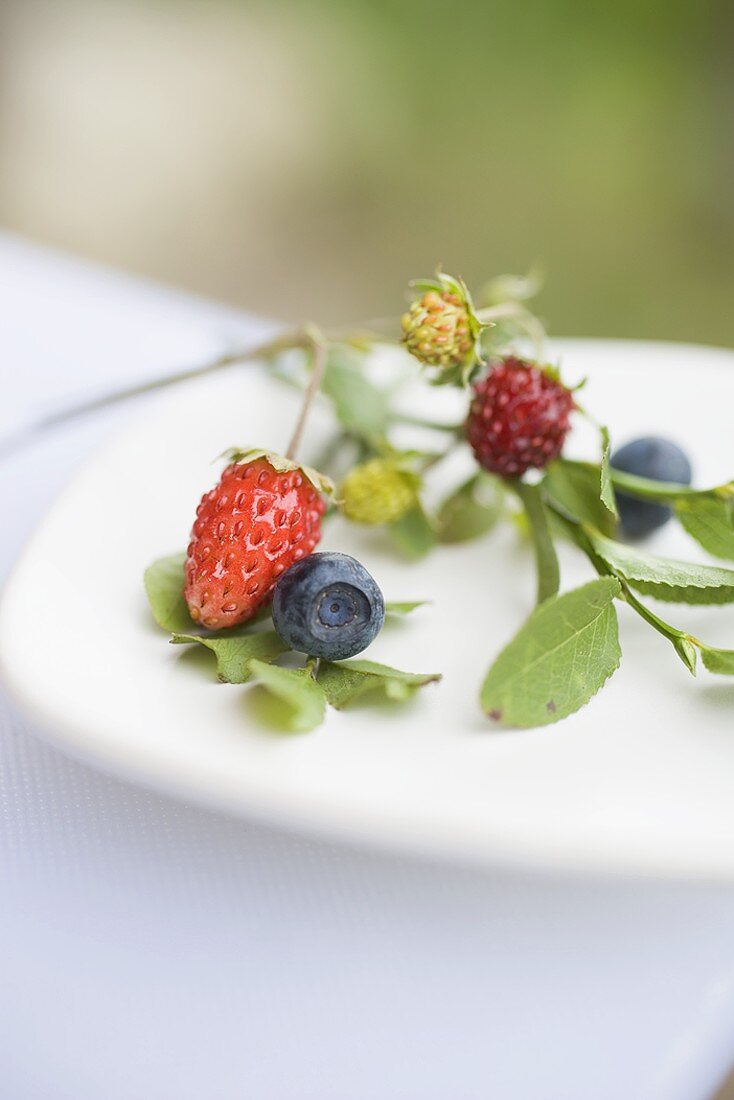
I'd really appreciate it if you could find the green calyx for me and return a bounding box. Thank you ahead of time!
[220,447,336,497]
[340,457,421,525]
[401,270,487,384]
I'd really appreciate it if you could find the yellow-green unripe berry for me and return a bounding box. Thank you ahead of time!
[402,289,475,371]
[340,459,419,525]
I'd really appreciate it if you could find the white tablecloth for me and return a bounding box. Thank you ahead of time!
[2,234,734,1100]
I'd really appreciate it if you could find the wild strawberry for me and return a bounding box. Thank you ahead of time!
[184,449,330,630]
[401,271,483,379]
[467,356,574,477]
[340,458,419,525]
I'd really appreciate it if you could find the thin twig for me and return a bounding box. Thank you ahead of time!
[1,292,543,463]
[285,328,327,461]
[394,413,464,433]
[0,330,305,461]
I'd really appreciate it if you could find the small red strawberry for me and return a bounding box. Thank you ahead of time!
[184,449,330,630]
[467,356,574,477]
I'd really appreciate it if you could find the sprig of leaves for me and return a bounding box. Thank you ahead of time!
[541,474,734,689]
[144,554,440,733]
[475,442,734,728]
[140,269,734,735]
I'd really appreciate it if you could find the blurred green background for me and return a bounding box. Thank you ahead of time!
[1,0,733,343]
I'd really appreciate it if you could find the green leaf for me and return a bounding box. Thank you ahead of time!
[675,497,734,561]
[436,473,503,544]
[480,578,622,728]
[389,505,438,559]
[246,661,327,732]
[599,426,618,517]
[171,630,287,684]
[428,361,473,388]
[699,644,734,675]
[144,553,195,633]
[385,600,429,615]
[514,481,560,604]
[317,659,441,708]
[544,460,617,536]
[587,530,734,605]
[322,347,390,444]
[608,467,734,506]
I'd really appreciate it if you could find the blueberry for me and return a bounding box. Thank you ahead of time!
[610,436,692,537]
[272,552,385,661]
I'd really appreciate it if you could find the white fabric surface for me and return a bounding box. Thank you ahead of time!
[2,234,734,1100]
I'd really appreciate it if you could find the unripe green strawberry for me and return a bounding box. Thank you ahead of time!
[340,458,419,525]
[401,271,483,377]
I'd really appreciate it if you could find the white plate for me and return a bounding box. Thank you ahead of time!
[3,339,734,880]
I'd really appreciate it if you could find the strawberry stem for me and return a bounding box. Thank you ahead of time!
[285,326,328,461]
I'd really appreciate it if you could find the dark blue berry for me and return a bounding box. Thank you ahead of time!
[610,436,692,538]
[272,552,385,661]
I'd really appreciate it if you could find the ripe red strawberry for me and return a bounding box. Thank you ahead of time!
[467,356,574,477]
[184,451,328,630]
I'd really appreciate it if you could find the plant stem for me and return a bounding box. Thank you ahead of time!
[393,413,465,433]
[476,302,546,359]
[420,436,462,472]
[561,459,734,505]
[544,497,699,673]
[285,327,327,461]
[511,480,560,604]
